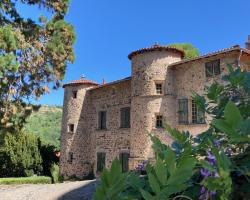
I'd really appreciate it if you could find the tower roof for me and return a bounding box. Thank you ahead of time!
[63,79,99,88]
[128,44,185,60]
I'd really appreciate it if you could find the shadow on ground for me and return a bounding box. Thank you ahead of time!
[58,180,98,200]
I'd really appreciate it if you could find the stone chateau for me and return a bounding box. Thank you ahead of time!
[60,37,250,179]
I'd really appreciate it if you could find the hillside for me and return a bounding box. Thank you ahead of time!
[24,105,63,148]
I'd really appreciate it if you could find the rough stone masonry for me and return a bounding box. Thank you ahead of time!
[60,38,250,179]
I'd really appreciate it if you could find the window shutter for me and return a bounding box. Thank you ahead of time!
[213,60,221,75]
[97,152,106,172]
[98,112,101,129]
[120,107,130,128]
[178,99,188,124]
[102,112,106,129]
[120,153,129,172]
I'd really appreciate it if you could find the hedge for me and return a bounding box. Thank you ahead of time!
[0,176,52,185]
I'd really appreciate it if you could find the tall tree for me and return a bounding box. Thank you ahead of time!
[169,43,200,59]
[0,0,75,132]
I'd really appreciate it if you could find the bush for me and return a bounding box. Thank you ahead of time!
[50,163,60,183]
[0,176,51,185]
[0,131,43,177]
[94,65,250,200]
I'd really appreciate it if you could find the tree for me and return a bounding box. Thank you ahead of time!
[0,0,75,132]
[0,131,43,177]
[168,43,199,59]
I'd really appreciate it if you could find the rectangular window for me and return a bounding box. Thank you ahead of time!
[178,99,188,124]
[205,60,220,77]
[68,124,74,133]
[97,152,106,172]
[155,83,163,94]
[68,152,73,163]
[72,91,77,98]
[156,115,163,128]
[98,111,107,129]
[192,100,205,124]
[119,153,129,172]
[120,107,130,128]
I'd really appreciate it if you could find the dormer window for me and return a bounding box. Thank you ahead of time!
[155,83,163,94]
[72,91,77,98]
[205,60,220,77]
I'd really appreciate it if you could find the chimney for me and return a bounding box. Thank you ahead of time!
[246,35,250,50]
[102,79,107,85]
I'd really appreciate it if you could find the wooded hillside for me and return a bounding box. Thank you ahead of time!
[24,105,62,148]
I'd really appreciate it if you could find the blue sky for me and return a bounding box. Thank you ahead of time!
[18,0,250,105]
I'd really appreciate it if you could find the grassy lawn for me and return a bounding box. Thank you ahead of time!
[0,176,52,185]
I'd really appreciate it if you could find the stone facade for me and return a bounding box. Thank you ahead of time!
[60,43,250,179]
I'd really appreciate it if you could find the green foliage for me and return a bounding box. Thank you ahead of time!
[95,65,250,199]
[93,159,127,200]
[0,176,51,185]
[0,0,75,132]
[50,164,60,183]
[0,131,43,177]
[168,43,200,59]
[24,105,62,148]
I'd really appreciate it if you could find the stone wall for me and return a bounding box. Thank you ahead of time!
[60,48,247,177]
[60,84,95,178]
[129,50,183,169]
[173,51,239,134]
[87,79,132,171]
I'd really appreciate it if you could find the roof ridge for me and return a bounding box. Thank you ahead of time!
[169,45,242,66]
[128,44,185,60]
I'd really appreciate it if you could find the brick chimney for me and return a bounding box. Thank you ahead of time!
[246,35,250,50]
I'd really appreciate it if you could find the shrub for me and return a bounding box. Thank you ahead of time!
[50,163,60,183]
[94,65,250,199]
[0,176,51,185]
[0,131,43,177]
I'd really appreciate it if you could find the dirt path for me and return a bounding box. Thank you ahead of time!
[0,180,97,200]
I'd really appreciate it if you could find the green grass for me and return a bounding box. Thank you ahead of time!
[0,176,52,185]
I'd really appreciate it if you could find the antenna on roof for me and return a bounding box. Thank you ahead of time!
[81,74,86,80]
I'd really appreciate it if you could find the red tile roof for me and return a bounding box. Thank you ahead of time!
[89,77,131,90]
[63,79,99,88]
[169,45,250,67]
[128,44,185,60]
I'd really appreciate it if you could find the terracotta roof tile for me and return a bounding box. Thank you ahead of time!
[128,44,185,60]
[89,77,131,90]
[169,45,249,67]
[63,79,99,88]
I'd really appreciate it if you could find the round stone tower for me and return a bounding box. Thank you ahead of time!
[60,77,99,179]
[128,44,184,168]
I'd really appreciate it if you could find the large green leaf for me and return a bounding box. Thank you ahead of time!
[224,101,242,128]
[148,173,160,194]
[155,159,168,185]
[140,189,154,200]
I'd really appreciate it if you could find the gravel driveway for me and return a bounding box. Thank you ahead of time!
[0,180,97,200]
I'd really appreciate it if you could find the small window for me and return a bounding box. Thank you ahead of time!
[192,100,205,124]
[119,153,129,172]
[205,60,220,77]
[98,111,107,129]
[120,107,130,128]
[155,83,163,94]
[97,152,106,172]
[68,152,73,163]
[68,124,74,133]
[156,115,163,128]
[72,91,77,98]
[178,99,188,124]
